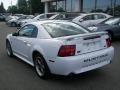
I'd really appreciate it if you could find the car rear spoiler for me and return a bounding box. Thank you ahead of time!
[55,32,108,41]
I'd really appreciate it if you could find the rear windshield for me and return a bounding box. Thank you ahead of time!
[42,22,89,38]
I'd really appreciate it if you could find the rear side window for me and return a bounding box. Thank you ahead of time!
[54,14,65,20]
[65,13,80,20]
[95,14,106,19]
[42,22,89,38]
[46,14,55,18]
[82,15,94,21]
[39,15,45,19]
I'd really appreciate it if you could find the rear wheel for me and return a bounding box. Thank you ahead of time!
[6,40,13,57]
[33,53,50,79]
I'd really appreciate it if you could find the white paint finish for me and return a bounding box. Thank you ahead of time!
[6,20,114,75]
[48,47,114,75]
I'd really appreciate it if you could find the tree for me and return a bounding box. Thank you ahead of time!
[0,2,6,13]
[7,6,18,14]
[17,0,28,14]
[18,0,27,8]
[28,0,44,14]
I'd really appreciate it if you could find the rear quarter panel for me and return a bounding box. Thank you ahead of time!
[30,39,65,64]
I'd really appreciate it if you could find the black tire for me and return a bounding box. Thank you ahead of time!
[6,40,13,57]
[11,22,16,27]
[33,53,50,79]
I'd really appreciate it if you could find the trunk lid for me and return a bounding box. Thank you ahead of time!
[57,32,108,55]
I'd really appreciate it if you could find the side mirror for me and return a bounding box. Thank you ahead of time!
[79,19,83,22]
[12,32,19,36]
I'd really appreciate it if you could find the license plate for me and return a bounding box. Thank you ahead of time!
[84,41,96,46]
[84,39,100,46]
[83,39,102,51]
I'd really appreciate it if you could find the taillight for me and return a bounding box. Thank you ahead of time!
[106,38,112,47]
[58,45,76,57]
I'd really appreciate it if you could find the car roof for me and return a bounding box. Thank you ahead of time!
[49,12,107,15]
[78,12,112,16]
[27,20,70,26]
[39,13,59,15]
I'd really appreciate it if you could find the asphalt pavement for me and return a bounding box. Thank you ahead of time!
[0,22,120,90]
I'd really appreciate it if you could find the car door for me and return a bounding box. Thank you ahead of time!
[11,25,38,60]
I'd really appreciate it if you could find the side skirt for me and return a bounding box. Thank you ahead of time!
[13,52,34,67]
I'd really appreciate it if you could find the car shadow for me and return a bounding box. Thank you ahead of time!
[10,54,105,82]
[47,69,104,83]
[3,52,108,84]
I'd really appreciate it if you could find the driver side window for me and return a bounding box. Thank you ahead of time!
[82,15,94,21]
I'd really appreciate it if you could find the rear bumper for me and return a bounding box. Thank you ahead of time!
[48,47,114,75]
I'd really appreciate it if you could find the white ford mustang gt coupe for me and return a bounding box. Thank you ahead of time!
[6,20,114,78]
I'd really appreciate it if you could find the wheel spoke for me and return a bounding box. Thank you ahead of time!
[37,60,42,65]
[35,56,45,76]
[6,43,11,55]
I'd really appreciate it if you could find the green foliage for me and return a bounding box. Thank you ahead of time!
[17,0,28,14]
[0,2,6,13]
[28,0,44,14]
[8,0,45,14]
[7,6,18,14]
[18,0,27,8]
